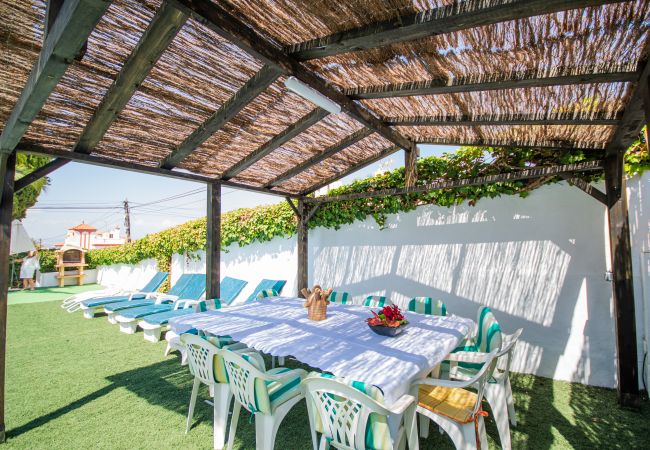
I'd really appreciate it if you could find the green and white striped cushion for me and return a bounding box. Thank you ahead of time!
[307,372,392,450]
[363,296,391,308]
[256,289,279,300]
[451,306,502,370]
[407,297,447,316]
[329,291,351,304]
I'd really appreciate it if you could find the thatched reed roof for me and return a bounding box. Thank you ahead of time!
[1,0,648,196]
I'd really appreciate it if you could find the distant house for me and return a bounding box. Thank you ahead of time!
[54,222,125,250]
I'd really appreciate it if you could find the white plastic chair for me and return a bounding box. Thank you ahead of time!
[181,333,258,450]
[447,329,523,450]
[220,348,307,450]
[415,351,498,450]
[302,374,417,450]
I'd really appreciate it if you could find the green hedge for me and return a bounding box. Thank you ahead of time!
[36,143,649,280]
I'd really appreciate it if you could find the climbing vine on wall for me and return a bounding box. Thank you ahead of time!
[36,142,650,275]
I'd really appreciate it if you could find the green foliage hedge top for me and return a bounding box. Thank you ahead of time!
[36,142,650,275]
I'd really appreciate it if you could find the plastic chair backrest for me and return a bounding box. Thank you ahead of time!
[475,306,502,352]
[220,349,270,414]
[302,376,395,450]
[407,297,446,316]
[141,271,168,293]
[181,333,219,386]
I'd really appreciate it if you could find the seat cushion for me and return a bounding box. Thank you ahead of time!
[104,299,155,312]
[117,304,171,319]
[418,385,478,424]
[81,294,146,308]
[330,291,351,305]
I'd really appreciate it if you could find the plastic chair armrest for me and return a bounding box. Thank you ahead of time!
[388,394,415,415]
[153,294,178,304]
[413,377,477,390]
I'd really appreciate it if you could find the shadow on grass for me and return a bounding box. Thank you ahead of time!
[9,354,649,448]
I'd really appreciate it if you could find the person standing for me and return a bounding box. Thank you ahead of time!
[19,250,40,290]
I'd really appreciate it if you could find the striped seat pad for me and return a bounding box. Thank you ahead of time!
[104,299,156,312]
[81,294,146,308]
[116,304,171,319]
[408,297,446,316]
[329,291,351,304]
[418,385,478,424]
[307,372,392,450]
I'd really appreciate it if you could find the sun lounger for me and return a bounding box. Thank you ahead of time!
[243,279,286,304]
[78,272,168,319]
[138,276,246,342]
[103,274,205,324]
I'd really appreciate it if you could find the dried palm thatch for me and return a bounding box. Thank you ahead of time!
[306,2,648,90]
[1,0,648,195]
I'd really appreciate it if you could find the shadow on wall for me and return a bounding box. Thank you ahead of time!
[310,182,617,388]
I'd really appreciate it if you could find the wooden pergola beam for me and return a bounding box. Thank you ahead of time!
[265,128,374,188]
[347,71,637,100]
[170,0,416,155]
[386,113,621,127]
[306,160,604,203]
[221,108,329,180]
[559,174,608,205]
[301,145,401,195]
[413,138,604,152]
[0,0,111,154]
[206,182,221,299]
[14,159,69,192]
[74,1,188,154]
[161,65,282,169]
[0,152,16,443]
[289,0,625,60]
[17,143,302,199]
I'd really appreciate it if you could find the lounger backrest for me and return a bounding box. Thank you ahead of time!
[245,279,286,303]
[220,276,248,305]
[176,274,207,300]
[141,272,168,293]
[167,274,193,297]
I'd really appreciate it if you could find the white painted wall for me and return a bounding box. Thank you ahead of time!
[128,174,650,389]
[37,269,97,287]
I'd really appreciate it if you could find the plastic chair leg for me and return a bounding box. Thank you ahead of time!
[255,413,280,450]
[186,377,201,433]
[419,413,430,438]
[485,383,511,450]
[226,402,241,450]
[505,376,517,426]
[213,384,232,450]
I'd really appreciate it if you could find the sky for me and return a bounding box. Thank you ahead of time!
[20,144,459,247]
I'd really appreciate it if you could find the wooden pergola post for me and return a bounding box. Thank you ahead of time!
[604,150,640,407]
[0,151,16,443]
[206,182,221,300]
[404,145,419,187]
[296,198,308,297]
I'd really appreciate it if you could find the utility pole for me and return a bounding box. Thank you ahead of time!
[123,199,131,243]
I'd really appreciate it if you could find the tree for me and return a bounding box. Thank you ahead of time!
[12,154,51,220]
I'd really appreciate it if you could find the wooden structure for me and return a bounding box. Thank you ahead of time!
[54,246,87,288]
[0,0,649,440]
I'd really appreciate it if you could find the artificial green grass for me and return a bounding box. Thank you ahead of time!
[4,300,649,449]
[7,284,102,305]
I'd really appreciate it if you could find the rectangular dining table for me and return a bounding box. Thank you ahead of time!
[170,297,474,407]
